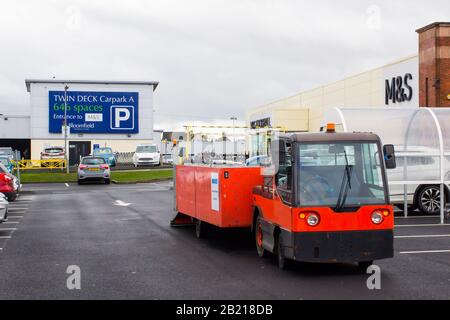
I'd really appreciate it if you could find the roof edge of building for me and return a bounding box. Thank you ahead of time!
[416,22,450,33]
[24,79,159,92]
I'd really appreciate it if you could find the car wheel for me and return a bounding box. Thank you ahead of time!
[77,180,82,185]
[417,185,444,215]
[105,179,111,185]
[255,215,267,258]
[7,194,17,202]
[277,234,290,270]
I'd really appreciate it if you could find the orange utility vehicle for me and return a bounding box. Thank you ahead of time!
[172,125,396,270]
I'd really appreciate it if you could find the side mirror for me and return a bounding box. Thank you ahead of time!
[383,144,396,169]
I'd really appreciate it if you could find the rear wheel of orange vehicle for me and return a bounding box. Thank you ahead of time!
[195,219,207,238]
[277,234,290,270]
[255,216,266,258]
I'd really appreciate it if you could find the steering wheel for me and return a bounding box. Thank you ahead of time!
[300,176,332,202]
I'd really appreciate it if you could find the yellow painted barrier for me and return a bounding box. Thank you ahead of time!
[12,159,67,170]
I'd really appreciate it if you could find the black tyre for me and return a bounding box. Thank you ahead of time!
[357,260,373,272]
[105,179,111,185]
[395,204,417,212]
[255,215,267,258]
[195,219,207,238]
[77,180,82,185]
[7,194,17,202]
[277,234,290,270]
[417,185,444,215]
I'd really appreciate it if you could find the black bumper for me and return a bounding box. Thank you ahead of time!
[287,230,393,263]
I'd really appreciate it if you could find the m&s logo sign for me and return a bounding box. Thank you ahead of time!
[385,73,413,105]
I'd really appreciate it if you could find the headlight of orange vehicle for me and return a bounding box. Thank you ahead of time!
[306,213,320,226]
[371,211,384,224]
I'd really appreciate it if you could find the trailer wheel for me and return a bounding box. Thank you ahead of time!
[277,234,290,270]
[255,216,266,257]
[195,219,207,238]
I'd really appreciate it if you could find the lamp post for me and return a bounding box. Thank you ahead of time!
[230,117,237,160]
[64,85,69,174]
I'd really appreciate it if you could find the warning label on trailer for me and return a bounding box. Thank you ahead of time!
[211,173,219,211]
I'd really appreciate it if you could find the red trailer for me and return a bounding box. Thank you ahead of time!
[173,165,263,237]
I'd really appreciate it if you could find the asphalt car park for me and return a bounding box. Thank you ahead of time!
[0,181,448,299]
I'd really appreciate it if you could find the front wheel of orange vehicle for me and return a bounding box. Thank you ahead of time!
[255,216,266,258]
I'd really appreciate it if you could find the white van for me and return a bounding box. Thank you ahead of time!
[133,144,161,167]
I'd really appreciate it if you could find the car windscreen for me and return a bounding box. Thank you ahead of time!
[297,142,386,207]
[136,146,158,153]
[94,148,112,155]
[81,158,106,165]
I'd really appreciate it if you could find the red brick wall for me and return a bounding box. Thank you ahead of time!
[417,23,450,108]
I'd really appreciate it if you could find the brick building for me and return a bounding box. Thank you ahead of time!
[416,22,450,108]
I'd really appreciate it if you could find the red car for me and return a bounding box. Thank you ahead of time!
[0,171,17,202]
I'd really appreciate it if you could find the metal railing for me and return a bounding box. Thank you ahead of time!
[12,159,67,170]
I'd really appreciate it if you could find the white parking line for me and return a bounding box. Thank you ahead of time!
[395,224,450,227]
[7,216,22,219]
[400,249,450,254]
[395,216,440,219]
[3,222,19,224]
[0,236,11,239]
[395,234,450,239]
[0,228,17,231]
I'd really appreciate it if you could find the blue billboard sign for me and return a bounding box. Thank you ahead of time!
[48,91,139,134]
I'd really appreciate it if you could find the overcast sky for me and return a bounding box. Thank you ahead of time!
[0,0,448,130]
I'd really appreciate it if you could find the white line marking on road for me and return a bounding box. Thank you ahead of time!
[395,234,450,239]
[3,222,19,224]
[65,183,69,187]
[399,249,450,254]
[0,236,11,239]
[395,216,441,219]
[0,228,17,231]
[395,224,450,227]
[114,200,131,207]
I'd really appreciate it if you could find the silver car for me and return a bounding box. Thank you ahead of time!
[0,192,8,223]
[77,156,111,185]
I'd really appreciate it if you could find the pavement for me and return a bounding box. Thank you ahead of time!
[0,182,449,299]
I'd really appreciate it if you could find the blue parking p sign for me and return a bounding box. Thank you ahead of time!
[111,106,135,130]
[49,91,139,134]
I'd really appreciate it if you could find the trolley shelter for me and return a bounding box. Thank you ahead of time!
[324,107,450,224]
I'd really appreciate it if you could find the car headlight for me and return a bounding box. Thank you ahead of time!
[371,211,383,224]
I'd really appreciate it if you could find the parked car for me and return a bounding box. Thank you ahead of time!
[77,156,111,185]
[162,154,173,165]
[0,192,8,223]
[133,144,161,167]
[40,146,65,166]
[0,169,17,202]
[245,155,270,167]
[0,147,15,161]
[93,147,117,167]
[0,156,14,173]
[0,162,20,193]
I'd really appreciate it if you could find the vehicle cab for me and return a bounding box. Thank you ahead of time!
[253,127,396,270]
